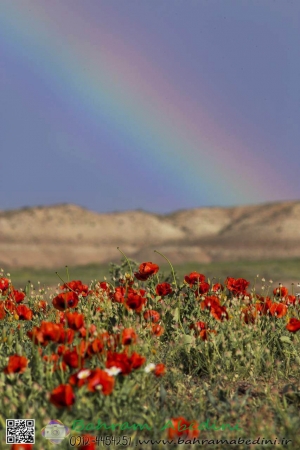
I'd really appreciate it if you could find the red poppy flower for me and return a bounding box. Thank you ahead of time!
[78,323,97,338]
[200,295,220,311]
[16,305,33,321]
[212,283,224,292]
[269,302,287,318]
[190,321,206,331]
[58,327,75,345]
[87,369,115,394]
[167,417,199,440]
[0,302,6,319]
[49,384,75,408]
[134,262,159,281]
[286,318,300,333]
[65,312,84,330]
[156,283,173,297]
[4,355,28,374]
[60,280,89,297]
[134,272,149,281]
[194,282,210,296]
[0,277,10,292]
[57,344,66,355]
[184,272,206,287]
[284,295,297,306]
[154,363,166,377]
[99,281,110,291]
[190,321,207,336]
[151,324,164,336]
[273,286,288,298]
[106,351,132,375]
[200,329,217,341]
[226,277,250,295]
[52,292,79,311]
[129,352,146,369]
[121,328,137,345]
[255,297,272,316]
[110,286,126,303]
[4,299,17,314]
[139,261,159,275]
[79,340,89,356]
[210,304,229,321]
[9,289,26,304]
[27,321,62,346]
[225,277,246,295]
[143,310,160,323]
[124,292,147,313]
[38,300,47,312]
[87,338,105,357]
[62,348,85,369]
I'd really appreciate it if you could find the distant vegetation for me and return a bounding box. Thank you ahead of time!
[5,257,300,293]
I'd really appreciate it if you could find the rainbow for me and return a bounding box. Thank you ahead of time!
[0,1,293,209]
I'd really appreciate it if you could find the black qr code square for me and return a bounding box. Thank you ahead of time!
[6,419,35,444]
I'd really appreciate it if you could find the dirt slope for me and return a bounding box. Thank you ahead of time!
[1,200,300,269]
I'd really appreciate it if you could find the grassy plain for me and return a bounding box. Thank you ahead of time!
[7,257,300,293]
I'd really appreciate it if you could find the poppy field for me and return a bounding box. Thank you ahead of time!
[1,250,300,449]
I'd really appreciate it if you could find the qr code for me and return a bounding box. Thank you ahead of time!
[6,419,35,444]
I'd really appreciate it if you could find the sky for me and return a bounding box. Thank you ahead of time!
[0,0,299,214]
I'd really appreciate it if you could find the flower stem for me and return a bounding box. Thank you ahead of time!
[55,272,77,294]
[65,265,70,282]
[117,247,133,278]
[154,250,177,290]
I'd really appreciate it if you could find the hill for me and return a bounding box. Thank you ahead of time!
[1,200,300,269]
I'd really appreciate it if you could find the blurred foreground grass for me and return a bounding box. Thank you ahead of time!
[4,257,300,292]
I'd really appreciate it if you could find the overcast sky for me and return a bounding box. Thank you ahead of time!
[1,0,299,214]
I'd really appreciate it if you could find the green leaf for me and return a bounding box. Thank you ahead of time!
[280,336,292,344]
[173,307,180,322]
[25,282,31,297]
[182,335,193,345]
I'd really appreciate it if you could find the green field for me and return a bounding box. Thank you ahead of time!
[6,257,300,293]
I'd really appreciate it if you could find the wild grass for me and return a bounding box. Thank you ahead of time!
[7,257,300,291]
[0,255,300,449]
